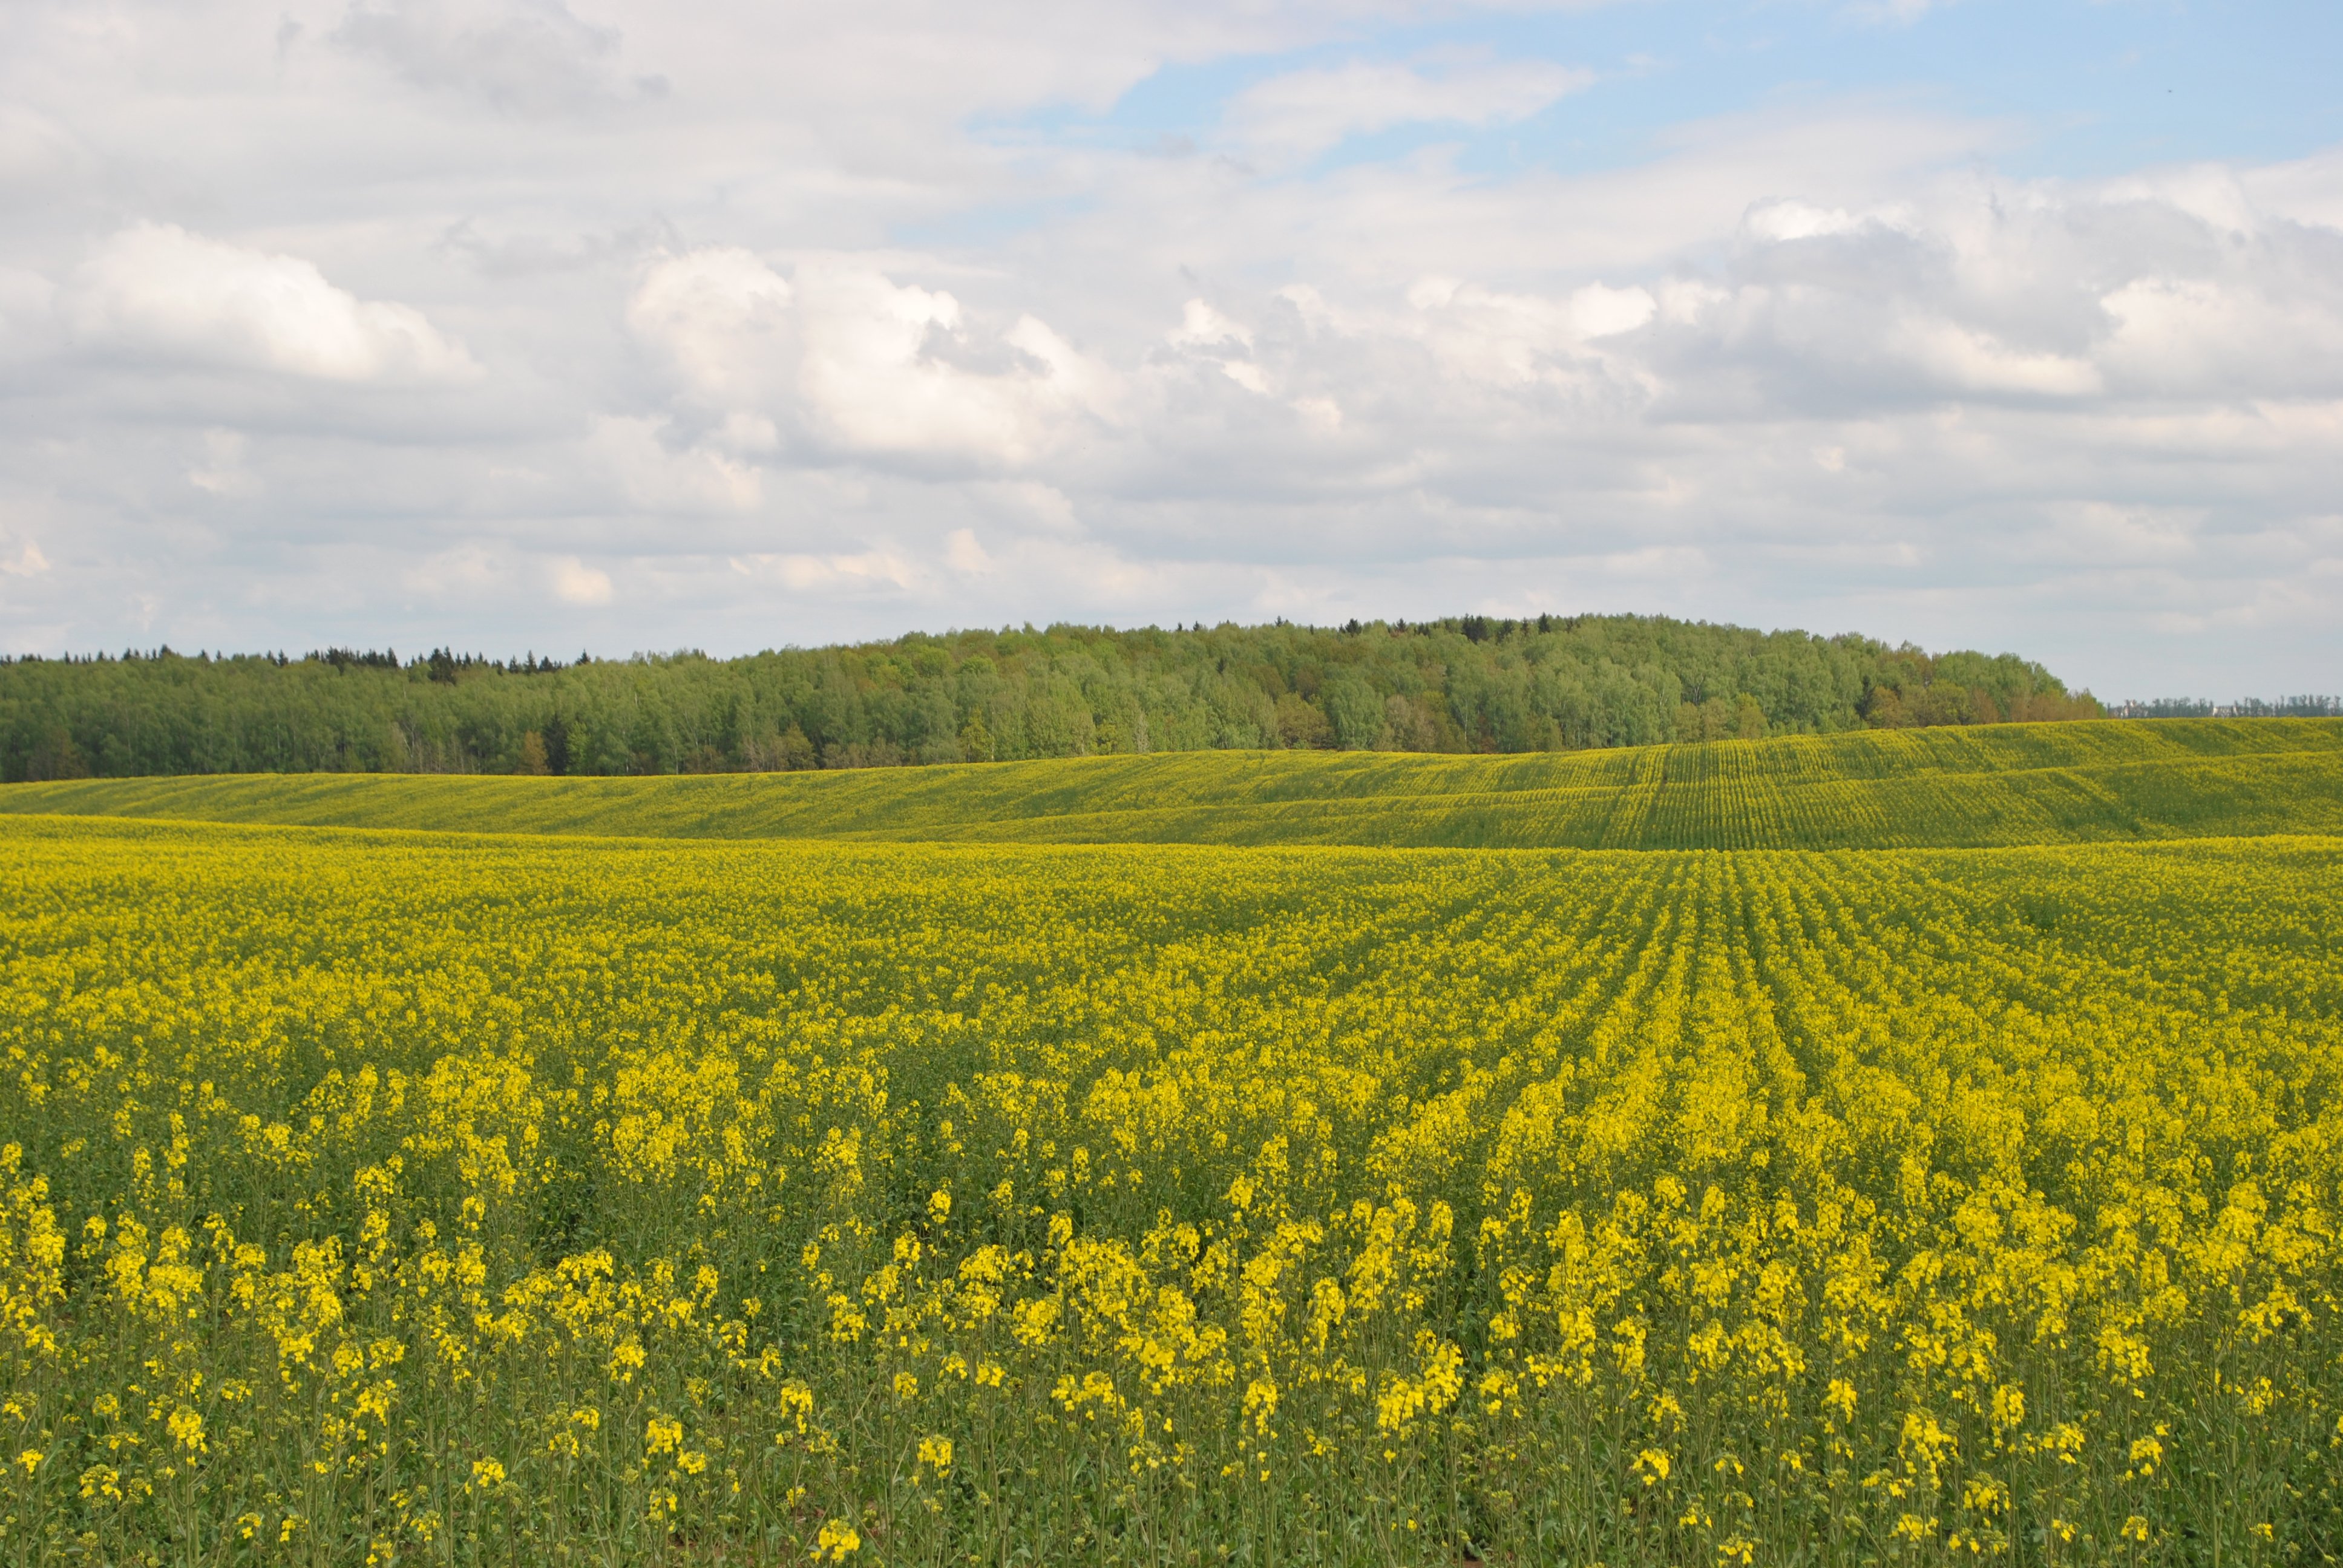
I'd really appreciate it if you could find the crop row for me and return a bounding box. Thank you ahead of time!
[0,819,2338,1563]
[3,717,2341,851]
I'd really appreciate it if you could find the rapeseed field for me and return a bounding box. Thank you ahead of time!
[5,717,2341,850]
[1,811,2337,1565]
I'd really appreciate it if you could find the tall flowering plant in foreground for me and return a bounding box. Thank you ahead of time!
[0,818,2339,1563]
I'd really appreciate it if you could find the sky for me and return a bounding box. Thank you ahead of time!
[1,0,2339,699]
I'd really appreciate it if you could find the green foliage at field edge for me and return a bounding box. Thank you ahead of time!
[2,613,2092,780]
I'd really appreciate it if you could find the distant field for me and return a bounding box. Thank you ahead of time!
[4,716,2341,848]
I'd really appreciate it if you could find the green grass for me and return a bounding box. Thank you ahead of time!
[4,716,2341,849]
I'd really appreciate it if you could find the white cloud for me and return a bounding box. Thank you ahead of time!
[1392,278,1653,391]
[730,547,922,595]
[2099,276,2343,396]
[1404,276,1460,311]
[1570,283,1658,339]
[1843,0,1955,24]
[403,542,503,598]
[628,248,795,405]
[1895,319,2102,398]
[591,415,763,512]
[551,555,614,604]
[1293,395,1343,432]
[796,264,1119,465]
[1219,359,1271,394]
[2242,146,2343,232]
[944,527,992,573]
[1167,299,1252,349]
[68,224,479,384]
[1229,57,1593,160]
[975,480,1084,535]
[626,252,1119,469]
[0,538,49,578]
[1743,199,1904,243]
[2036,501,2200,567]
[1164,298,1271,394]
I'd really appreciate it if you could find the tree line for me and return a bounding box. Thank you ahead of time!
[2106,696,2341,719]
[0,614,2103,782]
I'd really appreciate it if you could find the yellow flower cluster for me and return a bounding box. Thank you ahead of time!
[0,815,2338,1563]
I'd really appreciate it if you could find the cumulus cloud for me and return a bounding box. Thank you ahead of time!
[627,251,1118,469]
[0,539,49,578]
[1742,199,1913,244]
[591,415,764,511]
[402,542,503,599]
[1896,320,2101,398]
[795,264,1119,465]
[1843,0,1951,24]
[1564,168,2343,419]
[1372,276,1654,399]
[628,247,796,406]
[2099,276,2343,397]
[551,555,614,604]
[729,547,923,595]
[1167,299,1253,350]
[1162,299,1274,395]
[1571,284,1660,339]
[943,527,992,573]
[68,224,479,384]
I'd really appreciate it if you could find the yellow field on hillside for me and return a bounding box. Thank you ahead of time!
[4,717,2340,849]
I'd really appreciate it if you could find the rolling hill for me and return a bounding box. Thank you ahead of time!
[2,717,2338,850]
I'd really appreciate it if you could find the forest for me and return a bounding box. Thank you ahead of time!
[0,613,2100,781]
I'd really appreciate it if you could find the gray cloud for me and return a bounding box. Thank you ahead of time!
[333,0,650,115]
